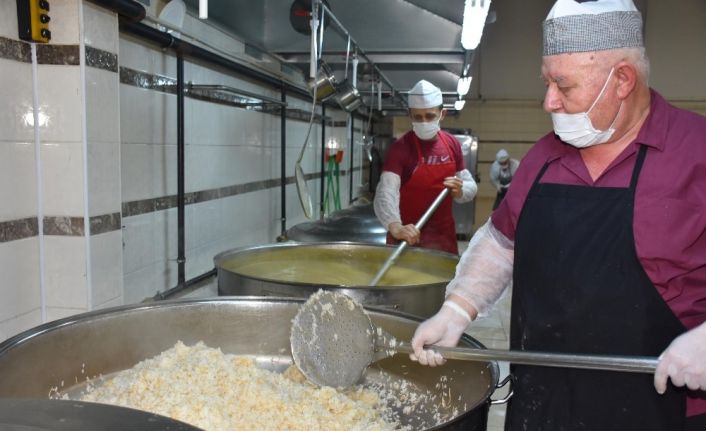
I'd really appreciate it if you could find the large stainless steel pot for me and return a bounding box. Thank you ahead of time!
[214,242,458,318]
[285,203,386,244]
[0,298,503,430]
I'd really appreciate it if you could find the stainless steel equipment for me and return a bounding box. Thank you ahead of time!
[214,242,458,317]
[285,204,386,244]
[307,63,338,102]
[451,133,479,240]
[0,298,505,431]
[334,79,362,112]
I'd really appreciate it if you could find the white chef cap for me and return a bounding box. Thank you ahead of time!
[408,80,443,109]
[496,149,509,163]
[543,0,643,56]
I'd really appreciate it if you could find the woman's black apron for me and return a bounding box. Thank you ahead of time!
[507,145,686,430]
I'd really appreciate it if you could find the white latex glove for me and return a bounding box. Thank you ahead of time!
[654,322,706,394]
[410,301,471,367]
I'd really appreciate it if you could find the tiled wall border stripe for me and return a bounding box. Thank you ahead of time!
[0,213,122,243]
[90,212,122,235]
[0,36,31,63]
[0,37,117,73]
[120,66,356,126]
[42,213,122,236]
[0,217,38,243]
[36,44,80,65]
[122,167,362,218]
[85,46,118,73]
[43,216,85,236]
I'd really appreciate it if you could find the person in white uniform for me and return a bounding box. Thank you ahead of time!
[488,149,519,210]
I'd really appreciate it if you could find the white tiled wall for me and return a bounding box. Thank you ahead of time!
[83,1,124,315]
[47,0,80,45]
[0,238,41,326]
[0,58,34,145]
[0,0,126,341]
[0,2,41,339]
[0,141,37,222]
[43,236,87,310]
[89,230,123,308]
[36,66,84,143]
[40,141,86,216]
[118,10,367,301]
[83,1,120,54]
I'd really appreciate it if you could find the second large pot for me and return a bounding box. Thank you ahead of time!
[214,242,458,318]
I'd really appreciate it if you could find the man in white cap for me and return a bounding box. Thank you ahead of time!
[410,1,706,429]
[489,149,519,210]
[374,79,477,255]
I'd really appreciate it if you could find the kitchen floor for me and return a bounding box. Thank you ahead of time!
[173,240,512,431]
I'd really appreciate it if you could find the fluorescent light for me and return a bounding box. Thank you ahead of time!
[199,0,208,19]
[457,76,472,96]
[461,0,491,50]
[454,100,466,111]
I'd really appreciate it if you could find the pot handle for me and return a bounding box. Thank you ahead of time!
[489,374,514,405]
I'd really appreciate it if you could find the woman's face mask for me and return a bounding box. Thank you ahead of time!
[551,67,622,148]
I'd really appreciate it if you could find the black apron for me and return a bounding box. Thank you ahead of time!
[507,146,687,430]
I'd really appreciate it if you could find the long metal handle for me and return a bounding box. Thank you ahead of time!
[393,342,658,374]
[369,188,450,286]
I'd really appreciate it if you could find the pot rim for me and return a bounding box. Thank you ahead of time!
[213,241,458,290]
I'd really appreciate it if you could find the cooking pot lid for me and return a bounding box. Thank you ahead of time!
[0,399,201,431]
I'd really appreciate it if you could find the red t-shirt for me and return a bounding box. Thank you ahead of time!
[382,131,465,184]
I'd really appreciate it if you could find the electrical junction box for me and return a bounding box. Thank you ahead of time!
[17,0,51,43]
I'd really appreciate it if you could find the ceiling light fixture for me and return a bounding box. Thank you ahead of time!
[454,100,466,111]
[461,0,491,50]
[199,0,208,19]
[457,76,472,97]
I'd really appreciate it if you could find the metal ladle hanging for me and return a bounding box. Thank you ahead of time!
[291,291,660,388]
[294,3,323,219]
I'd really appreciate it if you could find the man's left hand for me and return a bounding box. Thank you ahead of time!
[443,177,463,199]
[654,322,706,394]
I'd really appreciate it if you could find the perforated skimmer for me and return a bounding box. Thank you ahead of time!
[290,291,660,388]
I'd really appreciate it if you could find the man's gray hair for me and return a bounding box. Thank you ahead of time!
[606,47,650,83]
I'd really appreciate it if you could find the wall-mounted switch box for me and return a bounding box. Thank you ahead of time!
[17,0,51,43]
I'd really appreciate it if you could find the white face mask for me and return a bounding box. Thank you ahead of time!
[551,67,622,148]
[412,120,440,140]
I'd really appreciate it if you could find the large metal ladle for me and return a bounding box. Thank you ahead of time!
[290,291,659,388]
[369,188,450,286]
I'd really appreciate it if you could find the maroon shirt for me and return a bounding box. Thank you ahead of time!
[492,90,706,416]
[383,131,465,183]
